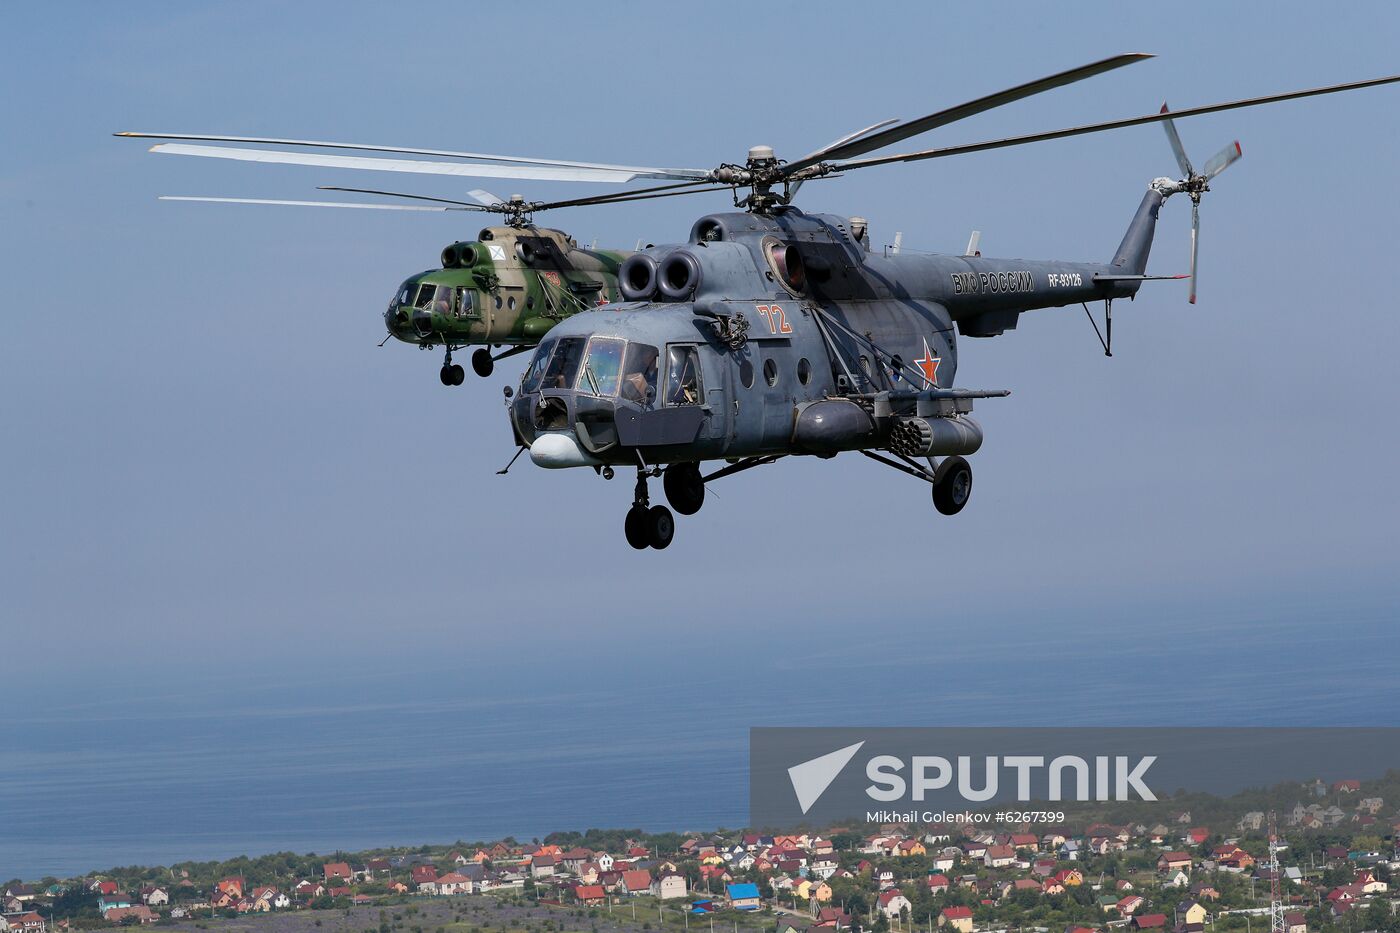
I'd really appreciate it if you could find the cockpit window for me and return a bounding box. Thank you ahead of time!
[578,336,624,397]
[665,345,703,406]
[412,282,455,314]
[539,336,587,391]
[620,342,659,404]
[456,287,476,318]
[523,337,665,401]
[397,282,414,305]
[520,339,556,393]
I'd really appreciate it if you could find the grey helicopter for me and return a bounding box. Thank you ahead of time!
[486,55,1399,549]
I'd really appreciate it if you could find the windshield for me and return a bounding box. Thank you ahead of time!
[521,339,556,393]
[578,337,625,396]
[523,337,661,399]
[411,283,455,314]
[531,336,587,392]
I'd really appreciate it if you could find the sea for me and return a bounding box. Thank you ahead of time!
[3,593,1397,882]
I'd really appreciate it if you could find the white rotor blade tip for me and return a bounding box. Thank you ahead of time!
[1203,141,1243,179]
[468,188,505,206]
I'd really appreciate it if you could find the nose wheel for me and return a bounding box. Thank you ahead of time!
[623,465,675,549]
[439,348,464,386]
[625,504,674,550]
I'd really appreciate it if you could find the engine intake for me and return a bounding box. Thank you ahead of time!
[441,242,480,269]
[619,254,660,301]
[658,250,703,300]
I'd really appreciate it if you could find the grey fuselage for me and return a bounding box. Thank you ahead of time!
[508,186,1166,468]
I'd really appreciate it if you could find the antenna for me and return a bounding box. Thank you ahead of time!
[1268,811,1285,933]
[964,231,981,256]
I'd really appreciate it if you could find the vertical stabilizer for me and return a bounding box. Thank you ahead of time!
[1110,187,1166,275]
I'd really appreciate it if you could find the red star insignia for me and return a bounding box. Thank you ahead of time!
[914,337,941,386]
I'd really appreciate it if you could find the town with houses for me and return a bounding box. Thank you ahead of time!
[5,778,1400,933]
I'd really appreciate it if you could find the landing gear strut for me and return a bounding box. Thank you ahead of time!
[439,347,464,386]
[859,449,974,516]
[623,463,674,550]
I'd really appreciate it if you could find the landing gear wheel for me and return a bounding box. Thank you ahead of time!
[450,364,465,385]
[662,462,705,515]
[440,364,464,385]
[931,455,973,516]
[624,506,650,550]
[647,505,675,550]
[471,348,494,378]
[440,365,454,386]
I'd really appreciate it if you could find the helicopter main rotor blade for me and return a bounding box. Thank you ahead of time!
[790,118,901,167]
[829,72,1400,173]
[119,132,711,180]
[148,143,658,184]
[780,52,1153,178]
[158,196,466,212]
[1202,140,1243,180]
[784,119,900,204]
[530,182,732,213]
[1159,102,1194,177]
[316,186,489,207]
[321,179,725,213]
[1189,200,1200,305]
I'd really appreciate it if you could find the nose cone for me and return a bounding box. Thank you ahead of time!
[383,303,415,342]
[529,432,601,469]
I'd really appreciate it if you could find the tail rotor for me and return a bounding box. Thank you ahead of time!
[1189,199,1200,304]
[1158,102,1242,304]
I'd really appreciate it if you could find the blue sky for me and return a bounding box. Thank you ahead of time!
[2,1,1399,693]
